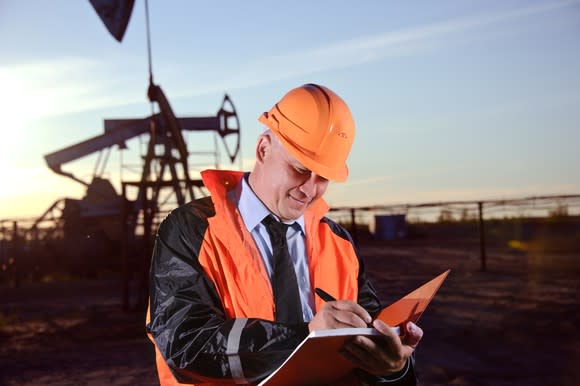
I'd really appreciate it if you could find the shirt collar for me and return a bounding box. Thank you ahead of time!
[237,173,305,233]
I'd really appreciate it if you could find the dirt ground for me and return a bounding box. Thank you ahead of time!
[1,241,578,385]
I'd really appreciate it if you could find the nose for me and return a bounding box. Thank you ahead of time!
[299,173,328,198]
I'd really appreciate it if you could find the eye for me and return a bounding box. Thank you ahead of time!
[294,166,310,175]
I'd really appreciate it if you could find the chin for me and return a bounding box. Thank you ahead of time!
[287,206,309,220]
[279,197,310,220]
[276,207,299,221]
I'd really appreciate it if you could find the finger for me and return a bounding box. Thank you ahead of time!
[309,301,371,331]
[330,301,372,327]
[402,322,423,349]
[372,319,414,362]
[331,301,372,323]
[340,346,381,374]
[342,337,384,373]
[350,336,385,360]
[372,319,404,354]
[343,336,405,374]
[372,319,401,340]
[340,344,364,366]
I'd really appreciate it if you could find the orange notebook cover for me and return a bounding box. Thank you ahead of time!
[257,328,383,386]
[258,270,450,386]
[374,269,450,327]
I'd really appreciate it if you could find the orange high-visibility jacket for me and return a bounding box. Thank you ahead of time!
[146,170,413,385]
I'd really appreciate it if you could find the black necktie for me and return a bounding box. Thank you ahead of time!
[262,215,304,324]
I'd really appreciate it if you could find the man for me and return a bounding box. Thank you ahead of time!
[146,84,422,385]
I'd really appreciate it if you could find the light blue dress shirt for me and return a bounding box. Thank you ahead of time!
[232,174,315,322]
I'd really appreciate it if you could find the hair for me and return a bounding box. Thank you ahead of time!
[261,129,284,151]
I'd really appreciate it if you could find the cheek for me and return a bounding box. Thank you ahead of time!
[270,168,301,192]
[267,170,291,196]
[316,181,329,198]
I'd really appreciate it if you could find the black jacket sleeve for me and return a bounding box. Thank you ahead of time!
[146,200,309,384]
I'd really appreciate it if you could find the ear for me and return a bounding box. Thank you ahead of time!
[255,133,272,163]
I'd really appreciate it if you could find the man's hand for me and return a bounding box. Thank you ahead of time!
[341,320,423,376]
[308,300,372,331]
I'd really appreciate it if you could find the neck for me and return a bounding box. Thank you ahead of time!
[247,170,270,211]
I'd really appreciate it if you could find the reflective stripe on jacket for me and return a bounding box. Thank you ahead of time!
[146,169,385,385]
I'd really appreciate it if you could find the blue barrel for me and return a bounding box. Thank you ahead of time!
[374,214,407,240]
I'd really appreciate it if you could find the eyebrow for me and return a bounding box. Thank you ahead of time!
[280,149,308,171]
[290,162,310,174]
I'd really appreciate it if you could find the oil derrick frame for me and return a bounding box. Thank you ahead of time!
[39,82,240,308]
[119,82,241,310]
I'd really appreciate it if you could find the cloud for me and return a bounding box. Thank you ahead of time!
[1,57,144,121]
[282,0,580,69]
[171,0,580,98]
[5,0,579,119]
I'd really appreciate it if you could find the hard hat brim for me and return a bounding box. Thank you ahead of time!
[269,124,349,182]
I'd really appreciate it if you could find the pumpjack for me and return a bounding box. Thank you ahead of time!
[0,2,241,305]
[6,81,241,307]
[43,82,240,238]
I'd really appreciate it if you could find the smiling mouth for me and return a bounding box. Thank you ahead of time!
[289,195,308,206]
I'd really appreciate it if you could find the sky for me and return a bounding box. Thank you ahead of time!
[1,0,579,220]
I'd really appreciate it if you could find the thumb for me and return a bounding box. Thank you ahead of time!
[404,322,423,348]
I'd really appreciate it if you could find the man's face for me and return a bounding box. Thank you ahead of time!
[261,137,329,221]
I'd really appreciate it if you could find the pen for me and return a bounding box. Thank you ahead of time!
[316,288,402,335]
[314,287,336,302]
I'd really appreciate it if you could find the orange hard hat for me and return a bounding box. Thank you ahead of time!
[258,83,355,182]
